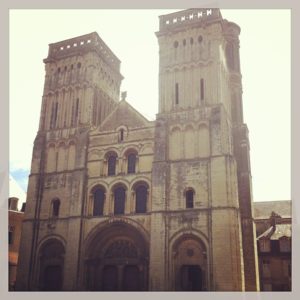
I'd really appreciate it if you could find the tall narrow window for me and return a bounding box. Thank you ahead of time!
[52,199,60,217]
[9,226,14,245]
[54,102,58,128]
[93,188,105,216]
[120,129,124,142]
[74,98,79,125]
[127,153,136,174]
[200,78,204,101]
[107,154,117,176]
[186,189,194,208]
[135,185,147,213]
[50,102,58,129]
[114,187,126,215]
[175,83,179,105]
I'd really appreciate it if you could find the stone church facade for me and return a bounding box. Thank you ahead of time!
[16,9,260,291]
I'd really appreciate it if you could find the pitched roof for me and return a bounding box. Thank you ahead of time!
[257,224,292,240]
[99,100,152,131]
[253,200,291,219]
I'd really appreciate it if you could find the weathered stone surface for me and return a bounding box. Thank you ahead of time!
[16,9,260,292]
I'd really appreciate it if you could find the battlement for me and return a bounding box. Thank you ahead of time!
[157,8,222,34]
[44,32,121,71]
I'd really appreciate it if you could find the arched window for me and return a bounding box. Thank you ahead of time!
[114,186,126,215]
[93,188,105,216]
[119,129,124,142]
[185,189,194,209]
[107,153,117,176]
[52,199,60,217]
[135,185,147,213]
[127,153,136,174]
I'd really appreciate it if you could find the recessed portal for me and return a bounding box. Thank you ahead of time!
[180,265,202,291]
[43,265,62,291]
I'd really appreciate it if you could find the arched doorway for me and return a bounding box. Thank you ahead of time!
[172,234,208,291]
[85,222,149,291]
[38,239,65,291]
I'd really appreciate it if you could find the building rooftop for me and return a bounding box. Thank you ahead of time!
[44,32,121,71]
[253,200,291,219]
[157,8,222,34]
[257,224,291,240]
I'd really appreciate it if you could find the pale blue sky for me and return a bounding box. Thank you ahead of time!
[9,9,290,201]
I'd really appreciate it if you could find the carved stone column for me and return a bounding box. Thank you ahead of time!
[102,159,107,176]
[136,155,139,173]
[131,191,136,213]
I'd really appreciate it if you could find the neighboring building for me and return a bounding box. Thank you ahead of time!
[9,197,25,290]
[253,201,292,291]
[16,9,259,291]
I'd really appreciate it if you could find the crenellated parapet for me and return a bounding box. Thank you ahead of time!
[44,32,121,72]
[157,8,222,35]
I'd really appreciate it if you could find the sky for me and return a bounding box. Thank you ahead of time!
[9,9,291,202]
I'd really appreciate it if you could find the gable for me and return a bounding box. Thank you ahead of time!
[100,100,151,131]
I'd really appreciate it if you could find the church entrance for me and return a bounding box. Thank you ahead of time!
[102,265,118,291]
[123,265,140,291]
[85,222,149,291]
[38,239,65,291]
[180,265,202,291]
[172,234,208,291]
[43,265,63,291]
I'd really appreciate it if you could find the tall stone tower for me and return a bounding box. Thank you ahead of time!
[16,32,123,290]
[150,8,259,291]
[16,10,259,292]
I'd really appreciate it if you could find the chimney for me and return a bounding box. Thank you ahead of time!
[270,211,281,227]
[9,197,19,211]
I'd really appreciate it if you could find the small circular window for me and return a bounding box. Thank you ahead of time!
[198,35,203,43]
[174,41,179,48]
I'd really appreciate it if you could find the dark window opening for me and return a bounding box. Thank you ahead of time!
[114,187,126,215]
[174,41,179,48]
[120,129,124,142]
[200,78,204,101]
[93,188,105,216]
[198,35,203,43]
[108,155,117,176]
[127,153,136,174]
[186,190,194,208]
[9,230,13,245]
[75,98,79,124]
[52,199,60,217]
[135,185,147,213]
[54,102,58,127]
[50,102,58,129]
[175,83,179,105]
[190,37,194,45]
[77,62,81,68]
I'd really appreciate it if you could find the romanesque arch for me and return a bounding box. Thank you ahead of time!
[84,221,149,291]
[170,232,209,291]
[37,238,65,291]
